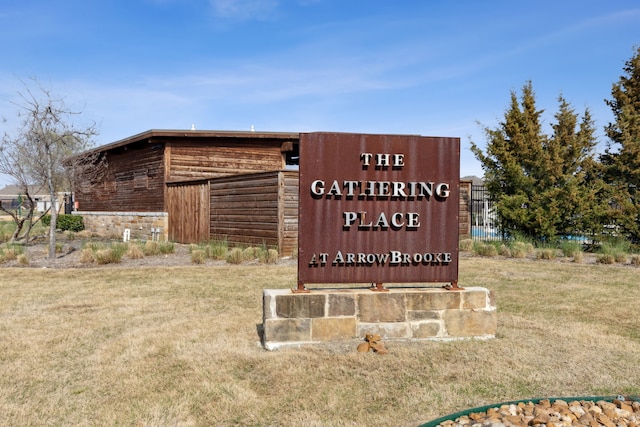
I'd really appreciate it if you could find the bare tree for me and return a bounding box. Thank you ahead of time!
[1,79,102,259]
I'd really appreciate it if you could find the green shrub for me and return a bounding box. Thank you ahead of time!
[17,254,29,265]
[41,214,84,232]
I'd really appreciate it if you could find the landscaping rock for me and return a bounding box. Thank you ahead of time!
[435,398,640,427]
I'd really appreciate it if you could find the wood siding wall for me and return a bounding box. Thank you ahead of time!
[209,171,282,250]
[459,180,472,240]
[167,141,285,182]
[75,143,165,212]
[279,171,299,256]
[166,181,210,244]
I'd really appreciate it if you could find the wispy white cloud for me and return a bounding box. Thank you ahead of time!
[208,0,280,21]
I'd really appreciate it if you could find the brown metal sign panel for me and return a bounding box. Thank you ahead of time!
[298,132,460,286]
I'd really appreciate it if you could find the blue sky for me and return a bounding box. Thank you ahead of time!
[1,0,639,187]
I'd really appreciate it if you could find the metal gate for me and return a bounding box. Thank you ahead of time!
[470,185,501,240]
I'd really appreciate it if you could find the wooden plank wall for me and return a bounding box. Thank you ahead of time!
[209,171,281,249]
[279,171,299,256]
[166,181,210,243]
[168,142,285,182]
[459,180,472,240]
[76,144,165,212]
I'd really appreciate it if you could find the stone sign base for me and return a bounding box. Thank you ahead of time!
[262,286,497,350]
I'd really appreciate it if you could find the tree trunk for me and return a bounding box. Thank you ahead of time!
[47,147,58,260]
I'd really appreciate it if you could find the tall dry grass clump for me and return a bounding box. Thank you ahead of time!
[80,241,129,264]
[498,243,511,257]
[572,250,584,263]
[158,240,175,254]
[598,241,630,264]
[473,241,498,257]
[535,248,557,260]
[0,245,21,263]
[560,240,583,258]
[79,247,95,263]
[596,253,616,264]
[510,241,533,258]
[0,222,12,243]
[190,249,206,264]
[94,248,123,264]
[142,240,160,256]
[459,239,474,252]
[243,247,258,261]
[205,240,228,260]
[126,243,145,259]
[226,247,244,264]
[258,248,279,264]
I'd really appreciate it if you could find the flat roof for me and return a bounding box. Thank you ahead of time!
[83,129,301,156]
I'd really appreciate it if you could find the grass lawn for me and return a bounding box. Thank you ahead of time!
[1,258,639,426]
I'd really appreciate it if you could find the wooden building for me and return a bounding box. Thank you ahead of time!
[75,129,298,212]
[74,129,470,255]
[74,129,300,253]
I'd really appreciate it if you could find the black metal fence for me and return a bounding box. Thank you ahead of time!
[470,185,502,241]
[469,185,595,243]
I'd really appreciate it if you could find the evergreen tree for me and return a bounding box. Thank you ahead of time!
[471,82,548,239]
[603,47,640,242]
[546,99,607,237]
[471,82,601,241]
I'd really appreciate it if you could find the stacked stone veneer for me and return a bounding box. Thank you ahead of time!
[75,211,169,241]
[262,287,496,350]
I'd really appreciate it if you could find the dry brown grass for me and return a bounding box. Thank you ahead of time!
[1,258,639,426]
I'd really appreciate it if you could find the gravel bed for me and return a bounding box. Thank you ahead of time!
[436,397,640,427]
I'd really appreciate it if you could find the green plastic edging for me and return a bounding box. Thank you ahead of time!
[418,395,640,427]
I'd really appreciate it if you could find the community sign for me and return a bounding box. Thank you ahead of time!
[297,132,460,288]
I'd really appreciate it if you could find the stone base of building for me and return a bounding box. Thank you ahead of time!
[262,286,497,350]
[74,211,169,241]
